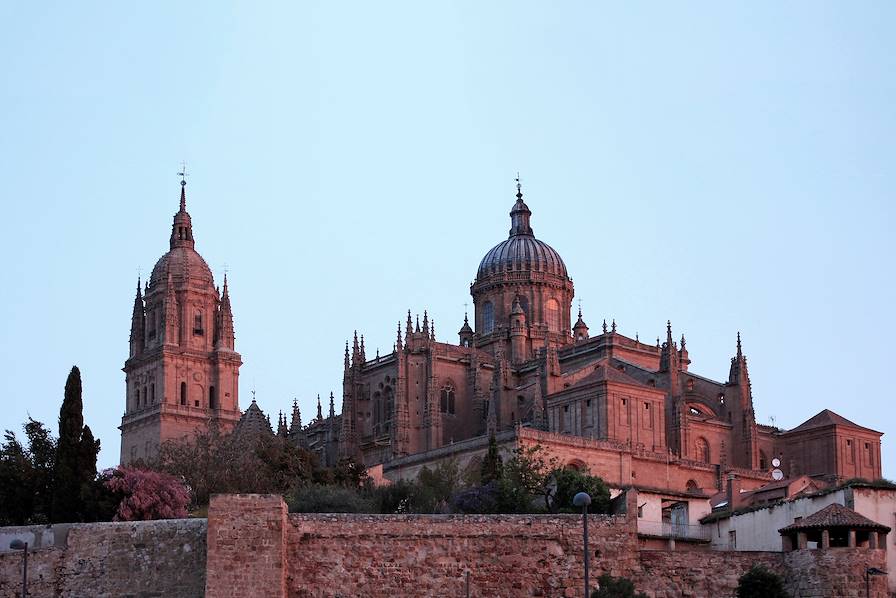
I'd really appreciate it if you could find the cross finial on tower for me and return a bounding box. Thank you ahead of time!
[178,161,188,186]
[515,172,523,199]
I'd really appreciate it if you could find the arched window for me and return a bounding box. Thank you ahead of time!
[151,383,155,403]
[440,383,455,415]
[695,437,710,463]
[209,386,216,409]
[545,298,560,332]
[193,311,204,335]
[134,387,139,409]
[686,479,699,494]
[482,302,494,334]
[373,391,382,428]
[180,382,187,406]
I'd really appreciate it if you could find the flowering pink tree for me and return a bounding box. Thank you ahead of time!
[105,467,189,521]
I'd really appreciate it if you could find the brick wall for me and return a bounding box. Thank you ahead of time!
[205,493,288,598]
[0,518,206,597]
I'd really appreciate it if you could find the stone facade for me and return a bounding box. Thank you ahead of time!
[327,183,883,492]
[120,181,242,464]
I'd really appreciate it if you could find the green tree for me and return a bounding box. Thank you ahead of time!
[591,573,648,598]
[551,468,611,514]
[52,366,98,522]
[736,565,788,598]
[480,432,503,484]
[1,419,60,524]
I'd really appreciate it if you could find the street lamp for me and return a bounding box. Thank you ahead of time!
[9,539,28,598]
[865,567,886,598]
[573,492,592,598]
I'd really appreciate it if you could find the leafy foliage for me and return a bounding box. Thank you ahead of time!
[591,573,648,598]
[157,426,316,508]
[551,468,612,514]
[736,565,789,598]
[105,467,190,521]
[288,484,374,513]
[0,419,56,525]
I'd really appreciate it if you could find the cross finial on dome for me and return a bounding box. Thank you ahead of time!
[516,172,523,200]
[177,161,188,210]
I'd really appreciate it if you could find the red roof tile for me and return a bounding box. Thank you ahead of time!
[778,503,891,533]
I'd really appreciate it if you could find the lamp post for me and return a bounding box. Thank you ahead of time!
[573,492,592,598]
[865,566,886,598]
[9,539,28,598]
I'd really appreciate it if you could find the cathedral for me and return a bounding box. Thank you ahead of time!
[120,180,242,463]
[121,178,883,497]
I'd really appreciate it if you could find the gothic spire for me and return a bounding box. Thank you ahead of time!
[129,276,145,356]
[430,319,435,341]
[289,398,302,434]
[602,319,608,334]
[216,272,235,350]
[316,394,323,420]
[329,391,336,418]
[611,319,617,333]
[396,321,403,350]
[406,310,413,337]
[736,331,743,360]
[422,310,429,336]
[344,340,351,371]
[360,334,366,362]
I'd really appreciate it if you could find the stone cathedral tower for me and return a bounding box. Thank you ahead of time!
[119,180,242,464]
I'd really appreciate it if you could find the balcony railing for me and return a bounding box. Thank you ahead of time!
[638,520,710,541]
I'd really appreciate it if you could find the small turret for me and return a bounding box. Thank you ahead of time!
[459,311,474,347]
[510,298,528,363]
[129,277,145,357]
[169,180,195,250]
[215,273,235,350]
[572,304,589,341]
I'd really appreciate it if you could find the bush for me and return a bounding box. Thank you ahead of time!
[591,573,648,598]
[736,565,788,598]
[551,468,611,514]
[451,481,500,514]
[105,467,189,521]
[288,484,373,513]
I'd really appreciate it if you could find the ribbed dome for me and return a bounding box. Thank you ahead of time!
[477,236,568,278]
[149,246,214,287]
[476,191,568,280]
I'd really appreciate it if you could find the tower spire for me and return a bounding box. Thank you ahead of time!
[169,171,195,250]
[509,174,533,237]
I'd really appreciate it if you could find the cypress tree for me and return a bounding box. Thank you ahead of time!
[52,366,97,522]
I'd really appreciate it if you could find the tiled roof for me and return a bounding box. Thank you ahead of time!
[778,503,891,533]
[786,409,865,434]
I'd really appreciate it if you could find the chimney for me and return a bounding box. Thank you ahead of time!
[726,473,743,510]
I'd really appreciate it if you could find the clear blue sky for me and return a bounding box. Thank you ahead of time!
[1,2,893,473]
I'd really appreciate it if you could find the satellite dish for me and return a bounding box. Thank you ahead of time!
[772,469,784,481]
[772,458,781,468]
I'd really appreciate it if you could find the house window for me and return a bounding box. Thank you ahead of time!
[847,439,855,464]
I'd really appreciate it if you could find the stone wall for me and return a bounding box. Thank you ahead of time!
[286,512,638,597]
[0,518,206,598]
[0,494,888,597]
